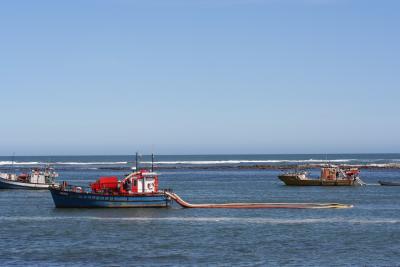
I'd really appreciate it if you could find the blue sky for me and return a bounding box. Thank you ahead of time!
[1,0,399,155]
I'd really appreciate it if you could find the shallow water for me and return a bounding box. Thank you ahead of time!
[0,156,400,266]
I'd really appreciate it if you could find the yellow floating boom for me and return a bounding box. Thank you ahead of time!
[165,192,353,209]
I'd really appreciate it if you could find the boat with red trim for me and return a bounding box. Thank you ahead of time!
[50,167,171,208]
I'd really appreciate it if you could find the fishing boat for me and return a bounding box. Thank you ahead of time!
[49,154,172,208]
[378,181,400,186]
[278,165,364,186]
[0,167,59,189]
[49,169,171,208]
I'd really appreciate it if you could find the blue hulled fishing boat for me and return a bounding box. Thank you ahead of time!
[50,154,172,208]
[50,170,171,208]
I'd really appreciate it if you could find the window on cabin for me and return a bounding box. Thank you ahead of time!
[133,180,137,187]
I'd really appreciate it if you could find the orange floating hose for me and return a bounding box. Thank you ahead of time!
[165,192,352,209]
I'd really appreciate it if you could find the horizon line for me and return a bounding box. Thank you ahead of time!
[1,152,400,157]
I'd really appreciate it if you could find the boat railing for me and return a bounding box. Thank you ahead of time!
[56,182,174,195]
[59,184,91,193]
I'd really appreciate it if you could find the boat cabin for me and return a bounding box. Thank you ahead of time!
[320,166,360,181]
[320,167,338,180]
[90,170,159,195]
[30,169,46,184]
[121,170,159,194]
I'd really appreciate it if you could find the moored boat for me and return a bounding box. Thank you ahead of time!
[278,166,364,186]
[50,169,172,208]
[0,167,59,189]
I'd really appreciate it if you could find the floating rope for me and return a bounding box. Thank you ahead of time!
[165,192,352,209]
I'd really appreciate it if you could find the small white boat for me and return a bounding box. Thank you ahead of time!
[0,167,59,189]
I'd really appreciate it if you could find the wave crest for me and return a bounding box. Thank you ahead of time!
[142,159,355,165]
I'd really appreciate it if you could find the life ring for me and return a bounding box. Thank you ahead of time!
[147,183,154,190]
[74,186,83,193]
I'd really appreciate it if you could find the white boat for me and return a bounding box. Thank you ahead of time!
[0,167,59,189]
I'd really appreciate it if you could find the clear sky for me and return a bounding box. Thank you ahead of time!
[1,0,399,155]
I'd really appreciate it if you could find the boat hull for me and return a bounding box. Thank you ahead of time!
[378,181,400,186]
[0,178,54,189]
[50,188,171,208]
[278,175,359,186]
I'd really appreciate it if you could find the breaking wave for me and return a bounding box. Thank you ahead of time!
[1,159,400,168]
[0,161,40,165]
[0,161,127,166]
[54,162,128,165]
[0,159,354,166]
[141,159,355,165]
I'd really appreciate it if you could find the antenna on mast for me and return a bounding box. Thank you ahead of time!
[151,153,154,172]
[135,152,139,171]
[11,152,15,174]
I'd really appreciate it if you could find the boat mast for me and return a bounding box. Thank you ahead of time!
[151,153,154,172]
[135,152,139,171]
[11,152,15,174]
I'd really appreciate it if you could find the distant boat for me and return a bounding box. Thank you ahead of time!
[378,181,400,186]
[278,166,365,186]
[0,167,59,189]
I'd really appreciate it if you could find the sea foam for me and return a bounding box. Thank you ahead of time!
[141,159,355,165]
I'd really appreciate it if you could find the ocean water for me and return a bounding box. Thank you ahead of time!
[0,154,399,266]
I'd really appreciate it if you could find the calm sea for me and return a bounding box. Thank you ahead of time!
[0,154,399,266]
